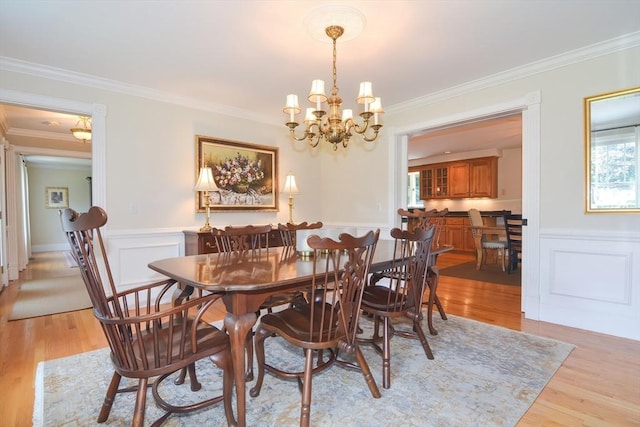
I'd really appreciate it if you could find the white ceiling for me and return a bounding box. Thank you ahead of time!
[1,1,639,160]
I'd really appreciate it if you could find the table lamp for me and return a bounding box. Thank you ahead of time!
[282,171,299,223]
[194,167,219,231]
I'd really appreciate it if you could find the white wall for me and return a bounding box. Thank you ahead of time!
[320,44,640,339]
[1,40,638,339]
[27,163,91,251]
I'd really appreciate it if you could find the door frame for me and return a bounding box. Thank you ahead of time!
[391,91,541,319]
[0,88,106,281]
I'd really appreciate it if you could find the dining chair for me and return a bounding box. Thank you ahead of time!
[277,221,323,252]
[59,207,235,427]
[209,224,274,381]
[210,224,272,255]
[503,212,523,274]
[396,208,449,328]
[361,226,436,389]
[468,208,507,271]
[398,208,447,248]
[250,229,381,427]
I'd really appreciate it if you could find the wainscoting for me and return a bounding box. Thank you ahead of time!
[102,226,639,340]
[539,229,640,340]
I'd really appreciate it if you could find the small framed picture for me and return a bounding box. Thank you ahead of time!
[45,187,69,209]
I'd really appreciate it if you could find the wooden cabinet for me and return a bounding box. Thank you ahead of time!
[442,217,465,250]
[449,162,470,197]
[418,165,449,199]
[434,165,449,197]
[419,168,434,199]
[469,157,498,198]
[416,156,497,200]
[183,229,283,255]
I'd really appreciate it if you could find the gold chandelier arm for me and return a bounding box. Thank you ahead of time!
[287,123,312,141]
[287,122,322,147]
[361,126,382,142]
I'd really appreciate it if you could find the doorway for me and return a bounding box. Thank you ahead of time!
[0,88,106,282]
[392,91,542,319]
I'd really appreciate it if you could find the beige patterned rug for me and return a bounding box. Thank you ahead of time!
[33,315,573,426]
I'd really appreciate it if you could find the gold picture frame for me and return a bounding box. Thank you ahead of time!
[45,187,69,209]
[196,135,278,212]
[584,86,640,213]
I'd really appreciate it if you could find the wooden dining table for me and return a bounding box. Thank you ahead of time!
[148,239,449,426]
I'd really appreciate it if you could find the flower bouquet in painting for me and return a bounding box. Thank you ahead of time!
[213,152,266,194]
[197,137,277,211]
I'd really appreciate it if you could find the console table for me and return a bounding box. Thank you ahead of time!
[183,228,285,255]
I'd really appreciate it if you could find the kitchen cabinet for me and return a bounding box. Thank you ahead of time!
[469,157,498,198]
[419,168,433,199]
[442,216,500,253]
[442,217,465,250]
[418,165,449,199]
[449,162,470,197]
[416,156,497,200]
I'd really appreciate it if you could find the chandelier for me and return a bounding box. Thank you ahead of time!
[70,116,92,142]
[283,25,383,150]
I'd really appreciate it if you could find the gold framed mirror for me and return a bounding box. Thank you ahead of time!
[585,86,640,213]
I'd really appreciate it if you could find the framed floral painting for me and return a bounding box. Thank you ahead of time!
[196,136,278,212]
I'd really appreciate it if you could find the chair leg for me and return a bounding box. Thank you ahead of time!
[300,348,315,427]
[97,371,122,423]
[412,318,434,360]
[132,378,148,427]
[186,362,202,391]
[382,317,391,389]
[353,345,381,398]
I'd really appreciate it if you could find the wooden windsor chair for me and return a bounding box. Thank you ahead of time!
[59,207,235,427]
[361,226,437,388]
[250,230,381,427]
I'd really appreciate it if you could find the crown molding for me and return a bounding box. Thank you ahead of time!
[0,57,278,126]
[387,31,640,114]
[7,127,77,142]
[1,31,638,122]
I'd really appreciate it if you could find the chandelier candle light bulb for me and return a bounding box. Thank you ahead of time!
[283,25,383,150]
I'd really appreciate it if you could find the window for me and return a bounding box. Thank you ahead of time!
[407,171,424,207]
[590,126,638,209]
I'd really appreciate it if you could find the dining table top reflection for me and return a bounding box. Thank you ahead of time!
[147,239,448,426]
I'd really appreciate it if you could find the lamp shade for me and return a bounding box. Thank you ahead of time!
[193,167,219,192]
[282,172,299,194]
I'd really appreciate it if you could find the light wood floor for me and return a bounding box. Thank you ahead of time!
[1,251,638,426]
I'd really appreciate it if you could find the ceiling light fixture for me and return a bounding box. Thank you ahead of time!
[70,116,92,142]
[283,25,383,150]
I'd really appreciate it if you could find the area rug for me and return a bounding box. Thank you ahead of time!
[440,261,521,286]
[33,314,573,426]
[9,275,92,320]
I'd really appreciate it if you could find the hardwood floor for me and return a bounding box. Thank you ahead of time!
[1,251,638,426]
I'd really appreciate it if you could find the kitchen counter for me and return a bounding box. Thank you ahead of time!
[404,209,510,218]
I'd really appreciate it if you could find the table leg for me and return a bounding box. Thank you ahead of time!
[224,311,258,427]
